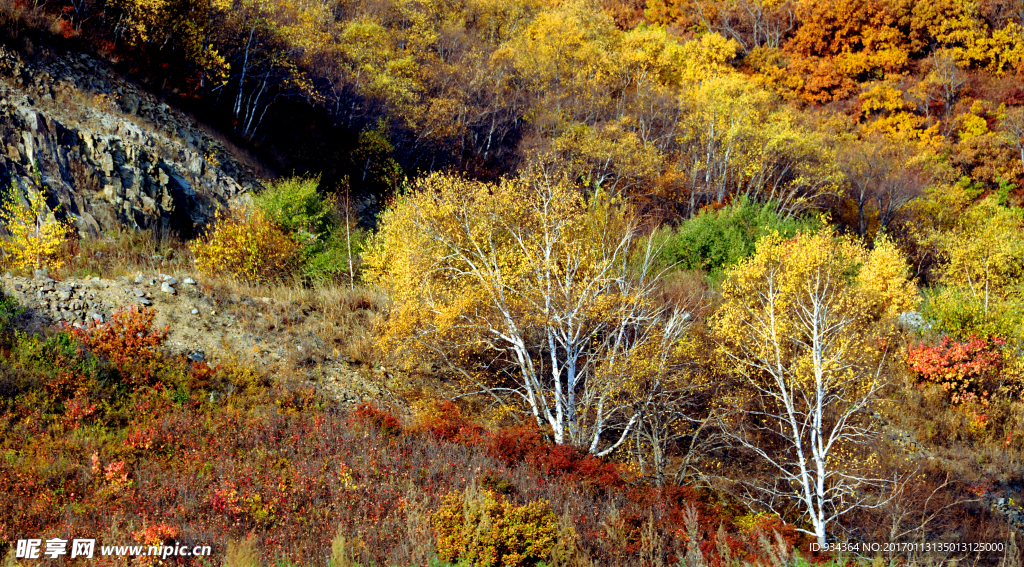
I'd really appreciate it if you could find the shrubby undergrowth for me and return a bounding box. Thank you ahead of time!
[652,196,819,279]
[191,177,364,286]
[0,287,839,567]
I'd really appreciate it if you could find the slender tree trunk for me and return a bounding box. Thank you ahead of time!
[344,184,355,289]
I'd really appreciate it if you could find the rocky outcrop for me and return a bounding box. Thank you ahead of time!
[993,497,1024,533]
[0,42,264,237]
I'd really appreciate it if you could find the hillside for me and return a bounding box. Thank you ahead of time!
[0,0,1023,566]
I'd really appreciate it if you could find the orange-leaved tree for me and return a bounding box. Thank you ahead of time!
[366,171,696,455]
[713,228,918,547]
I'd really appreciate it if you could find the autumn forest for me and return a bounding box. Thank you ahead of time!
[0,0,1023,563]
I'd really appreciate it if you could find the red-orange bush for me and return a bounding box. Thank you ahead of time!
[349,403,403,436]
[908,334,1004,404]
[413,400,487,444]
[66,306,168,370]
[487,425,546,466]
[525,444,623,491]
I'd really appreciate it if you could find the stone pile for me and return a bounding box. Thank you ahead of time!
[0,271,368,404]
[992,497,1024,532]
[7,275,113,325]
[0,271,199,328]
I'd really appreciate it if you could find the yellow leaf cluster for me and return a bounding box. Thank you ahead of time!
[859,233,921,320]
[716,227,919,387]
[927,197,1024,332]
[0,183,71,271]
[190,204,300,284]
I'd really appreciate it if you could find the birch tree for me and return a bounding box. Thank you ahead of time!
[713,229,918,547]
[366,172,693,455]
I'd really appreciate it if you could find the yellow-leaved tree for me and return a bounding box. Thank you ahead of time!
[366,172,695,455]
[713,228,918,547]
[0,182,71,271]
[925,196,1024,339]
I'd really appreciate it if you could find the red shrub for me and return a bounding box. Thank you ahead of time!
[487,425,545,466]
[63,304,166,374]
[414,400,486,445]
[349,403,403,436]
[525,443,622,490]
[186,360,220,390]
[750,515,798,549]
[907,334,1004,404]
[63,394,98,429]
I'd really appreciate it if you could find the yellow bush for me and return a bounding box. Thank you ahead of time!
[0,183,71,271]
[432,483,560,567]
[190,205,300,284]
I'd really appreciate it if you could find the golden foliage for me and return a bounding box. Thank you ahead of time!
[367,171,690,451]
[923,197,1024,338]
[432,483,561,566]
[0,183,71,271]
[190,204,300,284]
[714,227,918,544]
[716,228,918,371]
[859,233,920,320]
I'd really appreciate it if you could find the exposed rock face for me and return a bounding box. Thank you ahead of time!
[0,42,263,237]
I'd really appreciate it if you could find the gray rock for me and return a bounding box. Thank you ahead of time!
[183,277,195,285]
[0,46,259,238]
[191,308,199,314]
[897,311,931,332]
[160,281,175,294]
[137,298,152,306]
[132,288,146,297]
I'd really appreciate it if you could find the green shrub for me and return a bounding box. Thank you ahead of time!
[301,227,366,283]
[0,291,22,333]
[432,483,560,567]
[253,176,365,283]
[653,196,818,279]
[255,176,330,238]
[922,287,1024,343]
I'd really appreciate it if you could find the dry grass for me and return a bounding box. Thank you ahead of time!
[195,275,386,373]
[45,228,385,399]
[659,268,713,316]
[55,227,192,279]
[883,361,1024,481]
[224,536,261,567]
